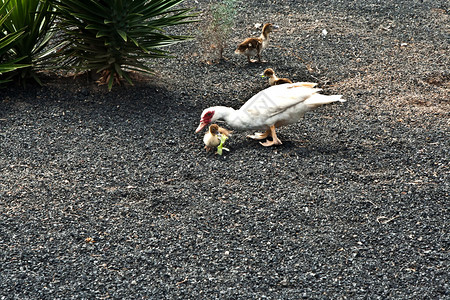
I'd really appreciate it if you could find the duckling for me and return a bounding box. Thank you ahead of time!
[203,124,220,151]
[262,68,293,85]
[235,23,278,63]
[203,124,232,152]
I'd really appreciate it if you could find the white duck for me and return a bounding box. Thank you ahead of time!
[195,82,346,146]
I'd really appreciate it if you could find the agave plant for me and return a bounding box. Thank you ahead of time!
[51,0,196,90]
[0,32,30,85]
[0,1,30,84]
[0,0,55,84]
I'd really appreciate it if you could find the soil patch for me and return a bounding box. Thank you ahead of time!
[0,0,448,298]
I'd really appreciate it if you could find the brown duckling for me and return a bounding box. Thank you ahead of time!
[203,124,232,152]
[235,23,278,63]
[262,68,293,85]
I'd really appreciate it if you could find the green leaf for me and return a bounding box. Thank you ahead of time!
[0,0,56,85]
[107,71,114,91]
[117,30,127,42]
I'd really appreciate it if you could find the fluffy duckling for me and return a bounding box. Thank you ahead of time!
[262,68,292,85]
[235,23,278,63]
[203,124,232,152]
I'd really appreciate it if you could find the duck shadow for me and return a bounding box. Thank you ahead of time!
[228,134,349,159]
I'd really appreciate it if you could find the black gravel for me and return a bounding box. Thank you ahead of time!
[1,0,449,299]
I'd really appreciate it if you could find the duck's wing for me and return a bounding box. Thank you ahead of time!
[240,83,320,117]
[218,126,232,136]
[274,78,293,85]
[236,37,262,52]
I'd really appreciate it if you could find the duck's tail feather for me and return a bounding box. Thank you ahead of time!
[304,94,346,108]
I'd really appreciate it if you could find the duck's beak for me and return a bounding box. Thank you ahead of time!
[195,122,207,133]
[272,25,279,30]
[260,72,265,77]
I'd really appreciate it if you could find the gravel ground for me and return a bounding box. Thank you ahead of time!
[1,0,449,299]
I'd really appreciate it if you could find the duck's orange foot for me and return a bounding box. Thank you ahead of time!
[247,130,270,140]
[259,138,282,147]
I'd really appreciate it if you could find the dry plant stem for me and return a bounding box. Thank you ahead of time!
[176,278,188,285]
[376,215,400,224]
